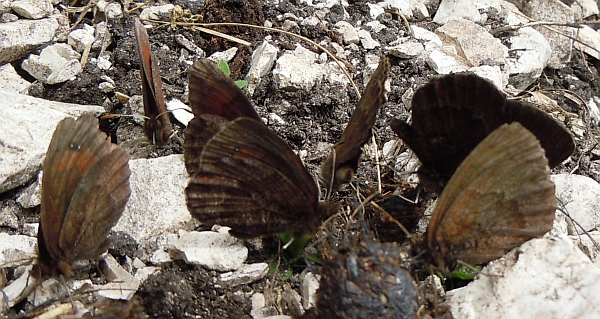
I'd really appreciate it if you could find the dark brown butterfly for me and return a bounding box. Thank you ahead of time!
[36,114,131,279]
[426,122,556,273]
[186,117,333,238]
[391,74,574,191]
[184,59,261,176]
[134,18,172,147]
[319,56,390,191]
[187,59,261,121]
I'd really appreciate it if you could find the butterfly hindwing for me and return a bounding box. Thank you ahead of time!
[40,114,130,276]
[426,123,556,271]
[186,117,322,238]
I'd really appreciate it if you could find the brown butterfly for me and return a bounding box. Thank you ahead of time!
[36,114,131,279]
[186,117,333,238]
[425,122,556,273]
[184,59,261,176]
[187,59,261,121]
[319,56,390,191]
[391,74,574,191]
[134,18,172,147]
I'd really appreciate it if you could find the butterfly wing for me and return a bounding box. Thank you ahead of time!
[188,59,261,121]
[184,59,263,176]
[426,123,556,272]
[320,56,390,191]
[183,114,228,176]
[40,114,130,275]
[186,117,322,238]
[391,74,574,187]
[134,18,172,147]
[59,140,130,262]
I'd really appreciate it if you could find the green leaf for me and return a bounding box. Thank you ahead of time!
[235,80,248,89]
[279,268,293,281]
[450,264,481,280]
[217,59,231,76]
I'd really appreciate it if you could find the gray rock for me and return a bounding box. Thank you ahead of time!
[173,230,248,272]
[506,27,552,89]
[167,99,193,126]
[300,271,320,310]
[0,200,20,229]
[0,12,17,22]
[0,63,31,93]
[435,18,508,67]
[68,26,95,53]
[95,254,140,300]
[358,29,380,49]
[246,39,279,96]
[0,90,104,194]
[11,0,52,19]
[113,155,191,244]
[139,4,174,21]
[449,234,600,319]
[552,174,600,235]
[208,47,238,64]
[219,263,269,286]
[15,172,41,208]
[335,21,360,44]
[0,17,58,64]
[571,0,599,19]
[387,40,425,58]
[522,0,574,69]
[21,43,82,84]
[573,25,600,60]
[433,0,484,24]
[273,45,346,91]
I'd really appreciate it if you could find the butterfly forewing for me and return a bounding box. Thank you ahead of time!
[188,59,261,121]
[186,117,322,238]
[183,114,228,176]
[39,114,131,276]
[426,123,556,270]
[392,74,574,188]
[184,59,262,176]
[320,56,390,191]
[134,18,172,147]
